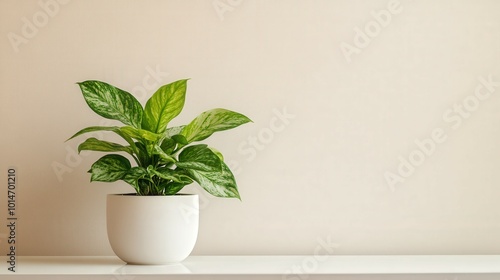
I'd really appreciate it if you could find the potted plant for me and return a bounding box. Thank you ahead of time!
[67,79,251,264]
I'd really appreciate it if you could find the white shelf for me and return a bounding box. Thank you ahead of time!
[2,255,500,279]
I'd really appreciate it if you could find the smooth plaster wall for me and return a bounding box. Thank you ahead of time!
[1,0,500,256]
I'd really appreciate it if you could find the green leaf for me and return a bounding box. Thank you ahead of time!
[142,79,188,134]
[166,125,185,137]
[68,126,136,149]
[208,147,224,161]
[120,126,160,142]
[160,138,176,155]
[176,144,222,172]
[78,138,133,154]
[187,161,240,199]
[148,166,193,184]
[77,81,143,128]
[181,108,251,143]
[122,167,148,190]
[172,134,188,145]
[69,126,140,165]
[89,154,131,182]
[135,142,150,166]
[66,126,118,141]
[154,145,176,163]
[161,182,189,195]
[160,126,187,154]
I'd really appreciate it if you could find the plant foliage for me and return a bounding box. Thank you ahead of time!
[68,79,251,198]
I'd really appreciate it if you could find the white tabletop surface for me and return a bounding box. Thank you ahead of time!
[2,255,500,279]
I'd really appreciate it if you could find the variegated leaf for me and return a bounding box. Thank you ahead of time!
[122,167,148,190]
[78,81,143,128]
[142,79,188,134]
[177,144,222,172]
[78,138,133,154]
[89,154,131,182]
[154,145,176,163]
[120,126,160,142]
[160,182,189,195]
[148,166,193,184]
[66,126,118,141]
[187,161,240,199]
[181,108,251,143]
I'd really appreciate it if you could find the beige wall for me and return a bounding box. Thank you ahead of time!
[1,0,500,256]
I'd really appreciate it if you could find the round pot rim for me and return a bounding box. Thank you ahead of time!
[108,193,198,196]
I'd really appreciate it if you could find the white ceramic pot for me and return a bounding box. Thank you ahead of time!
[106,193,199,265]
